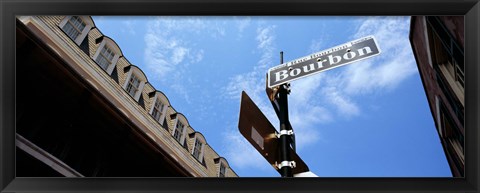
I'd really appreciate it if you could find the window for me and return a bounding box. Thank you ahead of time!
[426,16,464,90]
[435,72,464,127]
[62,16,86,41]
[151,99,165,122]
[149,92,170,126]
[438,101,464,176]
[219,163,226,177]
[59,16,93,45]
[95,45,115,71]
[122,66,148,102]
[190,132,206,164]
[172,114,189,146]
[173,121,184,143]
[439,103,464,155]
[92,37,122,75]
[214,157,229,177]
[431,32,465,89]
[126,74,141,98]
[192,138,203,161]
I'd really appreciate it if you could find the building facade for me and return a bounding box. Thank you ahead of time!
[409,16,464,177]
[16,16,237,177]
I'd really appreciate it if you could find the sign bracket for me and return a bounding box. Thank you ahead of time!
[276,129,294,138]
[276,161,296,170]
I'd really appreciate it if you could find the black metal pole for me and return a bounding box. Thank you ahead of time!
[278,51,293,177]
[280,51,283,64]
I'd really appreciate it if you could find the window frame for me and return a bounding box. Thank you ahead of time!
[436,96,465,176]
[192,136,205,163]
[92,38,122,75]
[63,16,85,40]
[149,92,169,126]
[192,139,202,159]
[219,162,227,177]
[126,73,141,98]
[426,16,465,103]
[172,115,188,146]
[122,66,147,102]
[173,120,185,142]
[97,45,114,70]
[59,16,93,45]
[215,158,229,177]
[152,99,165,122]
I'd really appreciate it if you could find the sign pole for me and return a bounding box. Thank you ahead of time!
[243,36,380,177]
[278,51,293,177]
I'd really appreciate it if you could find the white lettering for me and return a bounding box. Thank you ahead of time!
[328,55,342,65]
[357,46,372,56]
[270,40,378,87]
[275,70,289,82]
[290,68,301,76]
[303,63,316,73]
[343,51,356,60]
[316,60,325,69]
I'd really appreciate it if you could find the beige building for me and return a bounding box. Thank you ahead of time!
[16,16,237,177]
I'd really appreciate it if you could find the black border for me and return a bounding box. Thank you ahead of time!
[1,0,479,192]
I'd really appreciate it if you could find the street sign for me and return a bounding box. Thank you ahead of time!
[294,171,319,177]
[238,91,309,175]
[267,35,381,88]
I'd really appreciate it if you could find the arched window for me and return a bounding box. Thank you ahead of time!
[149,91,170,125]
[92,37,122,75]
[219,162,227,177]
[122,66,147,101]
[191,132,206,163]
[59,16,94,45]
[172,113,189,146]
[214,157,230,177]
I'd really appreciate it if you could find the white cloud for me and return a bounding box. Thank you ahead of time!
[323,86,360,117]
[255,25,276,70]
[286,74,333,149]
[222,127,274,172]
[224,24,277,102]
[170,83,191,104]
[236,16,251,33]
[295,16,416,117]
[144,17,226,78]
[289,105,329,149]
[343,46,417,95]
[122,20,136,35]
[171,47,188,65]
[342,16,418,95]
[309,38,325,54]
[144,17,226,102]
[222,24,282,172]
[195,49,204,63]
[233,16,252,39]
[289,73,324,106]
[256,26,275,50]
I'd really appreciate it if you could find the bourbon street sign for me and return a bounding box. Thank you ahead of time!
[267,36,381,88]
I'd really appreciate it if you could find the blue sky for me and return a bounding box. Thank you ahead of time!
[92,16,452,177]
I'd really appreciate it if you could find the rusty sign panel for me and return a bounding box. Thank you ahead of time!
[238,91,309,175]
